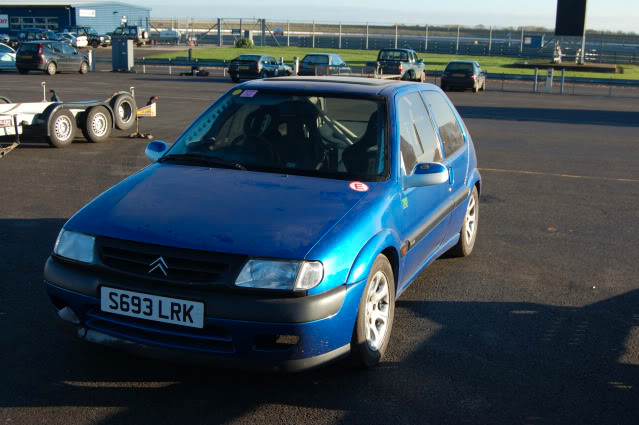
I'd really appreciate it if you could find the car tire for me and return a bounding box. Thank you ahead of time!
[259,70,267,79]
[441,83,447,91]
[472,84,479,93]
[350,254,396,368]
[91,39,99,49]
[448,186,479,257]
[18,68,28,75]
[109,93,137,131]
[79,61,89,74]
[47,109,76,148]
[231,76,240,83]
[46,61,57,76]
[286,70,292,76]
[81,106,112,143]
[481,81,486,91]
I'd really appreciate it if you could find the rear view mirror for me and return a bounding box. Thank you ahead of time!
[145,140,169,162]
[404,163,448,189]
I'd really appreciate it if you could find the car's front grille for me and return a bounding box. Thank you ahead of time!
[97,236,247,288]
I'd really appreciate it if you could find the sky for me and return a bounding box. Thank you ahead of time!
[136,0,638,32]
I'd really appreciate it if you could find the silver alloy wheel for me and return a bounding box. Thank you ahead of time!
[91,112,108,137]
[48,62,56,75]
[54,115,72,141]
[464,194,477,244]
[364,270,390,351]
[118,102,133,123]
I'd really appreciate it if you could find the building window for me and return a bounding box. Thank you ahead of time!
[10,17,59,31]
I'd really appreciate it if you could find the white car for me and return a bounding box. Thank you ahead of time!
[57,32,88,48]
[0,43,16,71]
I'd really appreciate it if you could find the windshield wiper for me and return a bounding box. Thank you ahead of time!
[158,154,247,170]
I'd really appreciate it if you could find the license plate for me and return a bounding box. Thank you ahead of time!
[453,73,466,77]
[0,118,12,128]
[100,287,204,328]
[239,65,249,70]
[21,55,32,60]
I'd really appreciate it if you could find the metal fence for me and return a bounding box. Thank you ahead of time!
[148,18,639,65]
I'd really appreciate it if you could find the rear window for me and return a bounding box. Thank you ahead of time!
[19,44,40,53]
[379,50,409,61]
[445,62,474,73]
[236,55,261,62]
[301,55,329,65]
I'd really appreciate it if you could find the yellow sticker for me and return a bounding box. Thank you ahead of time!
[232,89,242,96]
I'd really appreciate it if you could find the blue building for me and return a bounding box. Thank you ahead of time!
[0,1,150,36]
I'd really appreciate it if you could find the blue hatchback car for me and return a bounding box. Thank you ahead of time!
[44,76,481,371]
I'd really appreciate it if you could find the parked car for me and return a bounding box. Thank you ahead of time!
[228,54,292,82]
[0,43,16,71]
[440,60,486,93]
[0,34,10,44]
[16,41,89,75]
[65,26,110,48]
[57,32,88,48]
[43,76,481,372]
[110,25,149,46]
[367,48,426,82]
[298,53,351,76]
[18,28,62,43]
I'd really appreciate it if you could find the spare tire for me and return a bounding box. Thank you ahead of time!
[109,93,137,131]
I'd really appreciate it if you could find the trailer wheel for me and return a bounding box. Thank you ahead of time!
[81,106,112,143]
[48,109,76,148]
[109,93,137,131]
[46,61,57,76]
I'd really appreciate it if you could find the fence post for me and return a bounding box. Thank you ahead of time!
[395,24,398,49]
[142,57,145,74]
[520,27,524,54]
[560,69,565,94]
[217,18,222,46]
[533,68,538,93]
[501,73,504,91]
[339,22,342,49]
[261,18,265,47]
[365,23,369,49]
[312,21,315,48]
[425,24,428,52]
[293,56,299,75]
[169,58,172,75]
[287,21,290,47]
[456,26,460,54]
[488,26,493,54]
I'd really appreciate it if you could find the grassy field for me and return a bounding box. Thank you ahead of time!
[149,46,639,80]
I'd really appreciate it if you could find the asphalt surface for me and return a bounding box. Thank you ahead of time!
[0,71,638,425]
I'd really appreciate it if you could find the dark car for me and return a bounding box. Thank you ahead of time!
[16,41,89,75]
[110,25,149,46]
[18,28,62,43]
[368,49,426,82]
[298,53,351,76]
[228,54,292,82]
[440,61,486,92]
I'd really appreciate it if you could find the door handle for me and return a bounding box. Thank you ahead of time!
[448,167,454,185]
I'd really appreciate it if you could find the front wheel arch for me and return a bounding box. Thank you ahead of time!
[345,229,401,289]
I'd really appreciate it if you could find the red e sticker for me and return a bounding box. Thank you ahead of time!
[349,181,369,192]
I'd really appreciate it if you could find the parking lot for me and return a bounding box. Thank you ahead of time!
[1,70,638,425]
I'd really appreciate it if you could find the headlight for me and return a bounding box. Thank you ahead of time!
[53,229,96,263]
[235,260,323,291]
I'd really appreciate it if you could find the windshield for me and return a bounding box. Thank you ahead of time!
[446,62,474,72]
[88,29,98,35]
[167,90,388,181]
[379,50,408,61]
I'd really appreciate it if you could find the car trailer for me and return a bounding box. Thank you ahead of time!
[0,83,144,155]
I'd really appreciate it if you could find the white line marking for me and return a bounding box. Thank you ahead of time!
[479,168,639,183]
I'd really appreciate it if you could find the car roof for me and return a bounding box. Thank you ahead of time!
[446,60,479,65]
[240,76,437,96]
[303,53,337,57]
[380,48,414,52]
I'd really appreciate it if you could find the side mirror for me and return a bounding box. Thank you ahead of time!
[145,140,169,162]
[418,59,424,64]
[404,163,448,189]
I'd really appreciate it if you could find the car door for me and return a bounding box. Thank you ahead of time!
[421,90,470,242]
[396,91,451,291]
[49,43,66,70]
[62,43,79,71]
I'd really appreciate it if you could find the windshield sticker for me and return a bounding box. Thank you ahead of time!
[231,89,242,96]
[240,90,258,98]
[349,181,369,192]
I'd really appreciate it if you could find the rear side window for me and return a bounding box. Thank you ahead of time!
[422,92,465,157]
[397,92,443,175]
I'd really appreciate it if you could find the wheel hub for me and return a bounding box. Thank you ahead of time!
[91,113,108,137]
[364,270,390,351]
[54,116,72,140]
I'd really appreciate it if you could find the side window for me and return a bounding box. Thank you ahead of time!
[62,44,75,55]
[113,28,122,35]
[50,43,63,54]
[397,92,443,176]
[129,28,137,36]
[422,92,465,157]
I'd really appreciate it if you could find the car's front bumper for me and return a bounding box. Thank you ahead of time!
[44,257,366,372]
